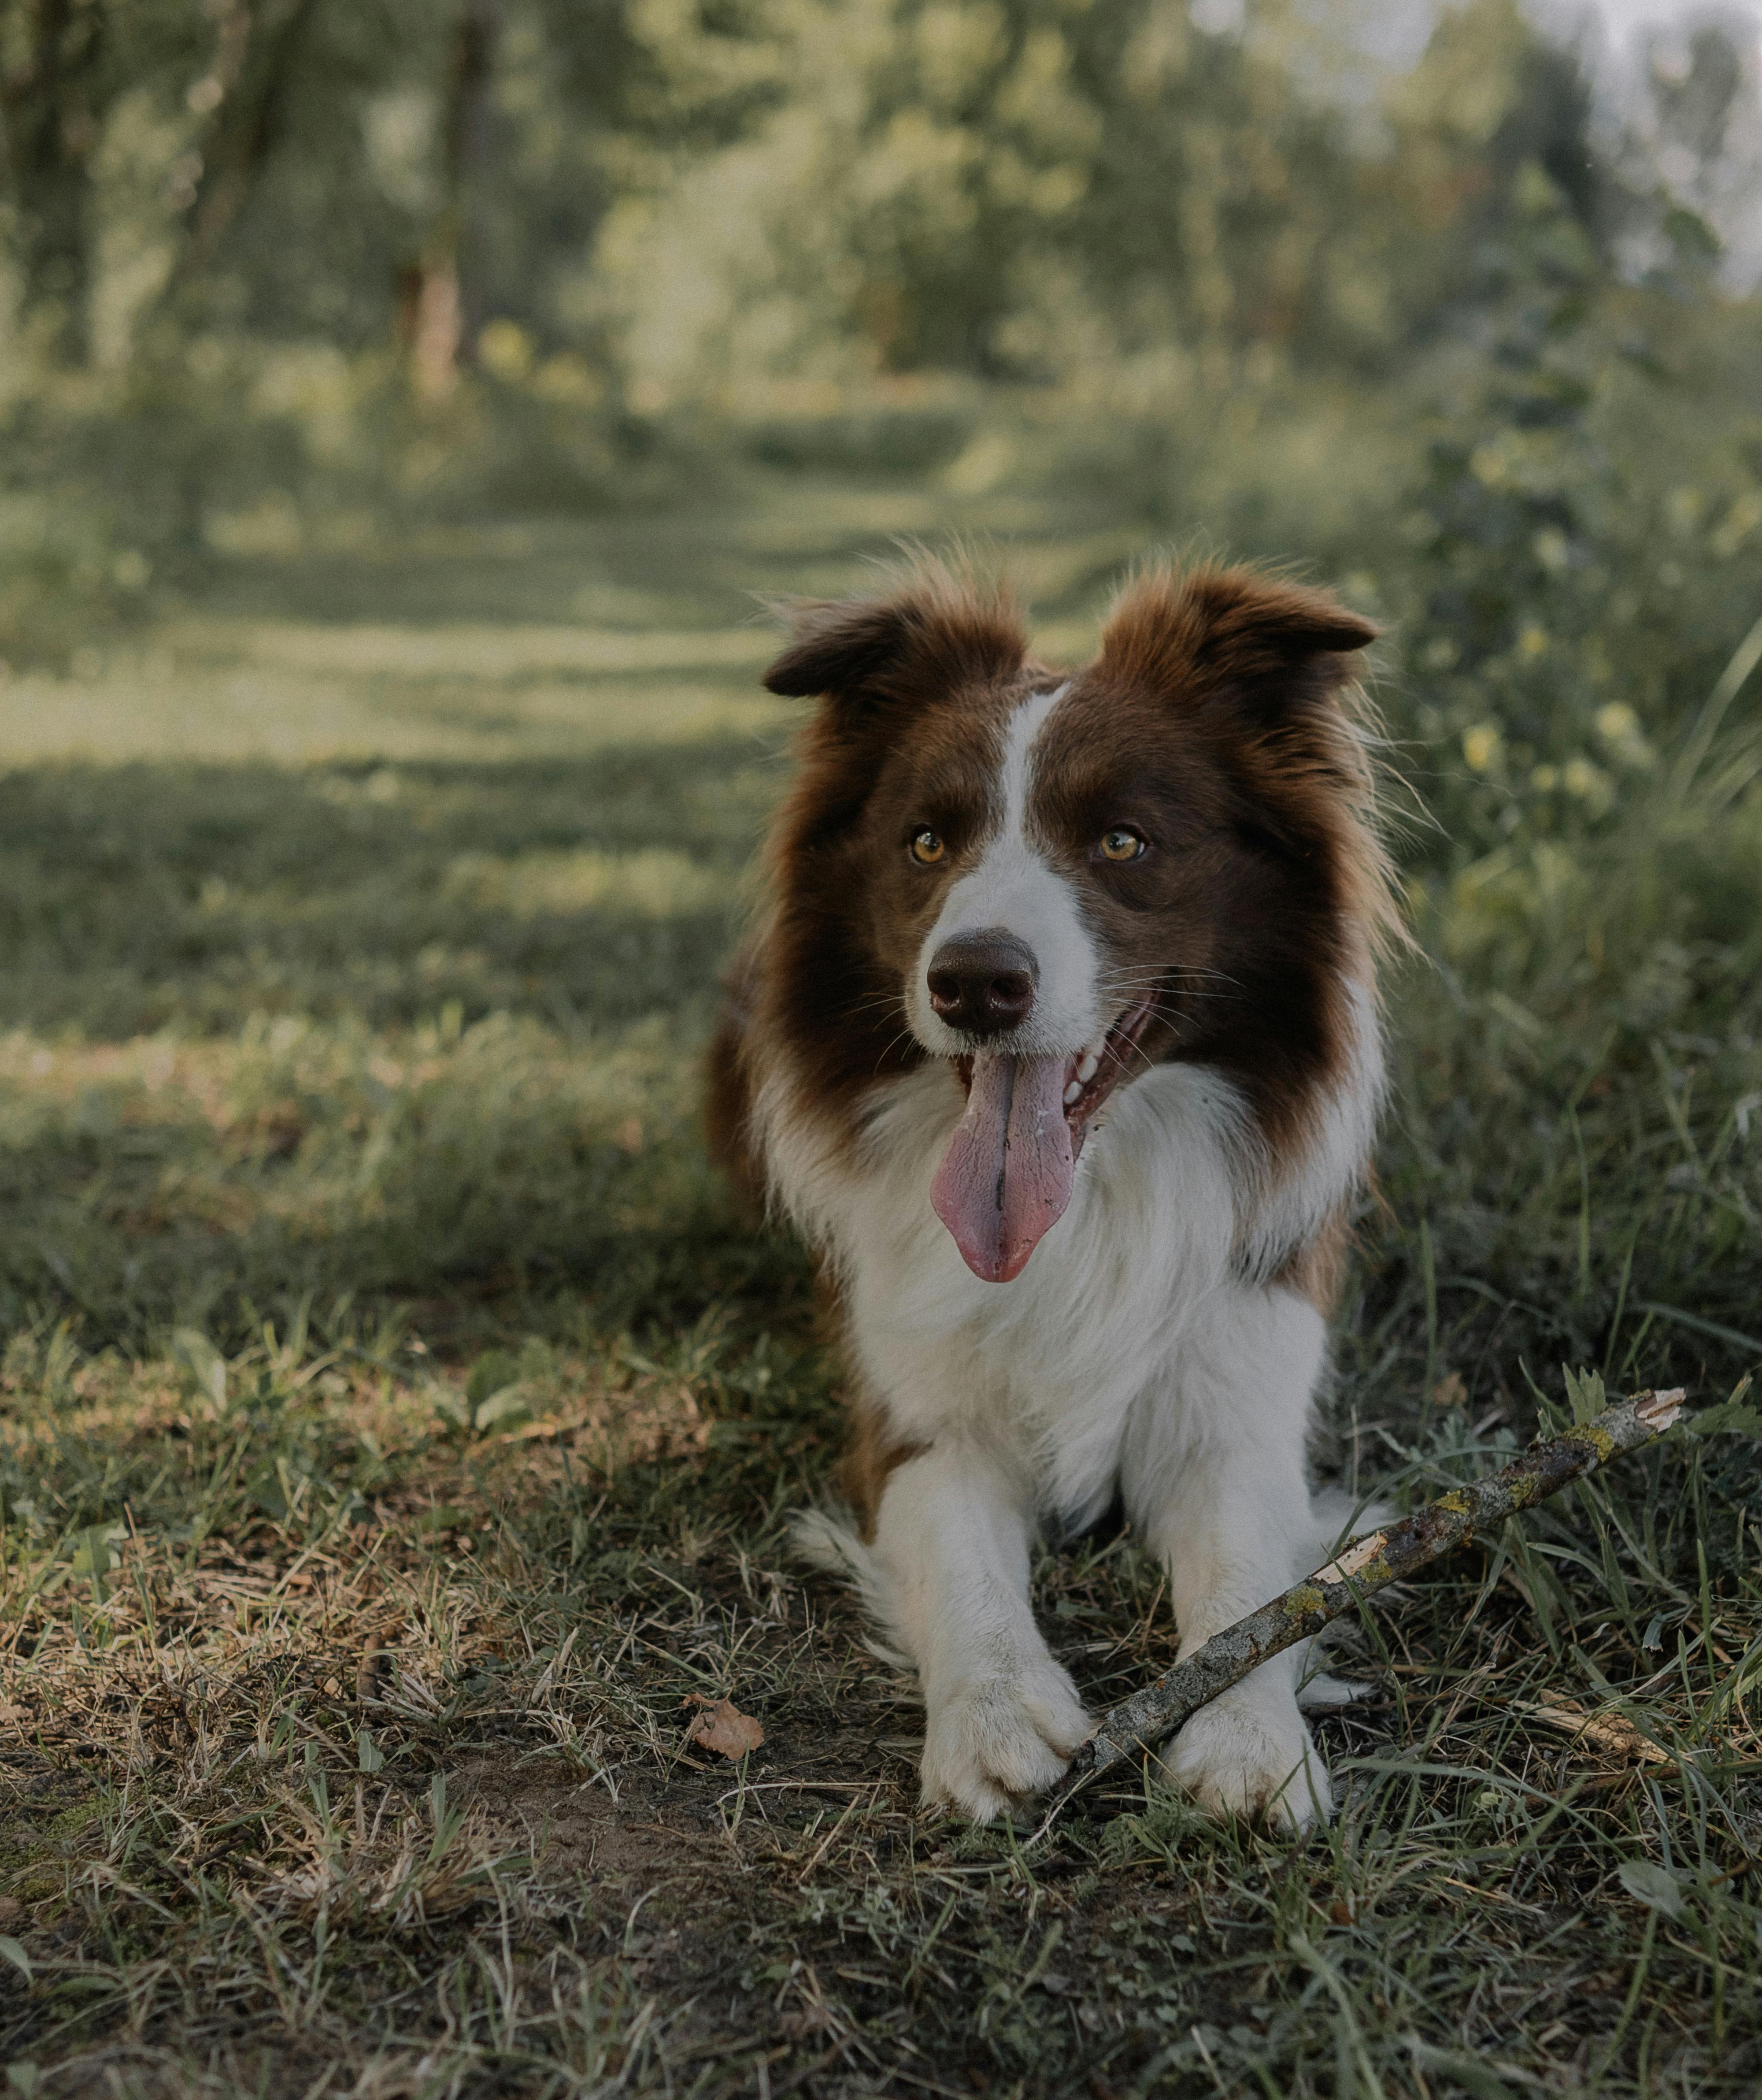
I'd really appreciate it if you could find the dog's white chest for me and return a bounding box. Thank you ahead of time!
[829,1064,1245,1517]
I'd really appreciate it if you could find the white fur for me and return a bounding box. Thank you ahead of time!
[908,686,1104,1061]
[1117,1284,1337,1823]
[760,686,1385,1828]
[1238,975,1387,1280]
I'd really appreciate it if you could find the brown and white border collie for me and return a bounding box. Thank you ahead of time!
[708,557,1398,1827]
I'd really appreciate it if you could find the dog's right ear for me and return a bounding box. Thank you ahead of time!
[762,599,915,699]
[762,572,1027,704]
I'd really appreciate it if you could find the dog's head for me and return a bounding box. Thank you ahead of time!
[759,559,1390,1280]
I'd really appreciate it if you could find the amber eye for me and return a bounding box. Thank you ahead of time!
[910,828,946,865]
[1099,827,1147,863]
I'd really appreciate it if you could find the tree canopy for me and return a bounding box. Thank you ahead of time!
[0,0,1751,395]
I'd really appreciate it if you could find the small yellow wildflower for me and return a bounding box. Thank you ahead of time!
[1563,757,1610,801]
[478,320,535,381]
[1593,702,1655,770]
[1532,527,1570,572]
[1531,765,1559,792]
[1462,723,1502,772]
[1518,624,1548,660]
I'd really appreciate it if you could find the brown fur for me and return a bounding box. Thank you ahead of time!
[1274,1209,1352,1313]
[707,556,1396,1458]
[712,559,1393,1188]
[708,563,1044,1191]
[1024,565,1399,1174]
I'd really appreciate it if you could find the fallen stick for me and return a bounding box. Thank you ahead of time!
[1033,1387,1687,1833]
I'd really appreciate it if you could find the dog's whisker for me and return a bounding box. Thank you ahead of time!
[869,1024,927,1075]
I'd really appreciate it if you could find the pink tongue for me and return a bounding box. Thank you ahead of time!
[930,1054,1075,1282]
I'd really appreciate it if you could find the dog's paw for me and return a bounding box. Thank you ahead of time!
[921,1662,1091,1822]
[1160,1690,1331,1833]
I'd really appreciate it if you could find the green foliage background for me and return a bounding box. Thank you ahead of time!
[4,0,1761,817]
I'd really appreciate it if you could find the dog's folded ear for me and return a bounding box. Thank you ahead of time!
[763,598,917,699]
[1099,566,1376,717]
[763,568,1027,705]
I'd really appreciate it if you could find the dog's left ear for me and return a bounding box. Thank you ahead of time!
[763,569,1026,706]
[1099,567,1375,719]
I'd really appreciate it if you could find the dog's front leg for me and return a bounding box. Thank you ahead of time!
[871,1439,1090,1821]
[1124,1284,1334,1831]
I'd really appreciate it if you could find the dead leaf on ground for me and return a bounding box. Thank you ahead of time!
[1520,1692,1669,1764]
[682,1692,765,1760]
[1431,1373,1468,1408]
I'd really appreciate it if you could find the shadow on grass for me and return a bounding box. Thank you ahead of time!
[0,740,810,1348]
[0,738,778,1039]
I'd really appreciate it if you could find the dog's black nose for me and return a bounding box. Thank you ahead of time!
[926,932,1038,1037]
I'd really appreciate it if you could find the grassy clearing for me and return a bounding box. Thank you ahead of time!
[1,471,1759,2098]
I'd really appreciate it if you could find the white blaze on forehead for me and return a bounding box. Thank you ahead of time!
[908,683,1103,1058]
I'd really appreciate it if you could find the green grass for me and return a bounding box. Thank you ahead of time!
[0,468,1759,2098]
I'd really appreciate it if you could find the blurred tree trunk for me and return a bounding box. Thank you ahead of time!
[165,0,322,298]
[0,0,108,364]
[410,0,500,402]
